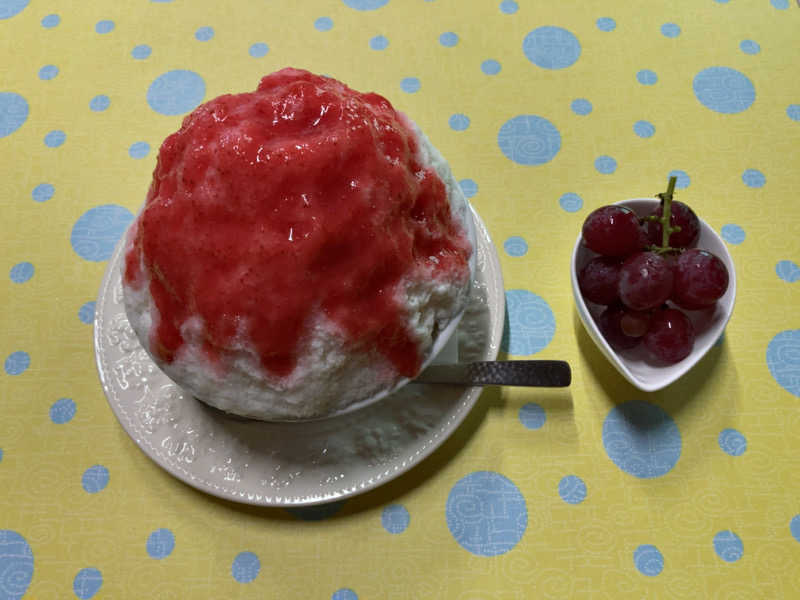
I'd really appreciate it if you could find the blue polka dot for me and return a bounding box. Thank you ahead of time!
[0,92,29,138]
[602,400,682,478]
[721,224,745,245]
[147,70,206,116]
[81,465,109,494]
[669,170,691,189]
[0,0,29,19]
[594,155,617,174]
[194,26,213,41]
[79,301,96,324]
[693,66,755,114]
[503,236,528,257]
[129,141,150,159]
[70,204,134,262]
[231,551,260,583]
[518,402,545,429]
[439,32,458,47]
[0,449,3,461]
[718,428,746,456]
[4,351,30,375]
[9,262,34,283]
[559,192,583,212]
[50,398,76,424]
[740,40,760,55]
[342,0,388,9]
[449,113,470,131]
[249,43,269,58]
[73,567,102,599]
[771,0,789,8]
[381,504,410,534]
[636,69,658,85]
[38,65,58,80]
[446,471,527,556]
[95,20,114,34]
[497,115,561,166]
[89,95,110,112]
[501,289,556,355]
[788,105,800,121]
[459,179,478,199]
[314,17,333,31]
[558,475,587,504]
[742,168,765,188]
[713,531,743,562]
[481,59,501,75]
[286,501,345,521]
[791,515,800,543]
[523,26,581,69]
[634,120,655,138]
[660,23,680,38]
[332,590,358,600]
[596,17,616,32]
[369,35,388,50]
[400,77,420,93]
[714,0,730,3]
[571,98,592,115]
[634,544,664,576]
[0,530,34,600]
[776,260,800,283]
[146,529,175,559]
[41,13,59,28]
[767,330,800,397]
[44,130,66,147]
[131,44,152,59]
[500,0,518,14]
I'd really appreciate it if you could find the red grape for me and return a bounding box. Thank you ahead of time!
[582,205,644,256]
[620,310,651,337]
[618,251,674,311]
[643,308,695,363]
[672,249,729,309]
[597,304,641,351]
[645,200,700,249]
[578,257,621,305]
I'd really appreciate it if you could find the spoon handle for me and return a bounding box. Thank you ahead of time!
[415,360,571,387]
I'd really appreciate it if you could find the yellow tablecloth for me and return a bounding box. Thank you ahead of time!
[2,1,799,598]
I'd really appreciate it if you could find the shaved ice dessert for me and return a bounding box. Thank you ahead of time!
[122,68,475,420]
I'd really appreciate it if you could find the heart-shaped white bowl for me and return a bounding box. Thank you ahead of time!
[571,198,736,392]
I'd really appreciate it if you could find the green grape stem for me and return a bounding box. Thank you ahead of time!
[652,176,682,254]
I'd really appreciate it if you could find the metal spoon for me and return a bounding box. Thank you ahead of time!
[414,360,571,387]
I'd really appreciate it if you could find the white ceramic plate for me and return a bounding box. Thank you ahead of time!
[571,198,736,392]
[94,208,504,506]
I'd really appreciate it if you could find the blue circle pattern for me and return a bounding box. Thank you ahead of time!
[73,567,103,599]
[634,120,655,138]
[449,114,470,131]
[381,505,410,534]
[81,465,109,493]
[0,0,29,19]
[669,169,691,188]
[661,23,680,38]
[482,59,501,75]
[742,169,765,188]
[0,530,34,600]
[596,18,616,32]
[95,20,114,34]
[332,590,358,600]
[41,14,59,28]
[315,17,333,32]
[4,351,30,375]
[90,95,110,111]
[9,262,34,283]
[571,99,592,115]
[740,40,760,55]
[459,179,478,199]
[400,77,420,93]
[558,475,587,504]
[788,105,800,121]
[0,92,29,138]
[518,402,545,429]
[766,330,800,398]
[370,35,388,50]
[132,44,151,59]
[79,301,96,324]
[595,155,617,174]
[721,224,745,245]
[147,70,206,116]
[38,65,58,80]
[713,530,744,562]
[70,204,134,262]
[771,0,789,8]
[500,0,518,14]
[343,0,388,9]
[231,551,260,583]
[634,544,664,576]
[129,142,150,159]
[45,130,66,147]
[693,67,755,114]
[602,400,682,479]
[439,32,458,47]
[501,289,556,355]
[718,428,747,456]
[791,515,800,543]
[503,236,528,257]
[446,471,528,556]
[776,260,800,283]
[287,501,345,521]
[249,43,269,58]
[195,26,213,41]
[523,26,581,69]
[146,529,175,559]
[50,398,76,424]
[637,69,658,85]
[497,115,561,166]
[559,193,583,212]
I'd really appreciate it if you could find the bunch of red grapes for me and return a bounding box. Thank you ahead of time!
[578,182,729,364]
